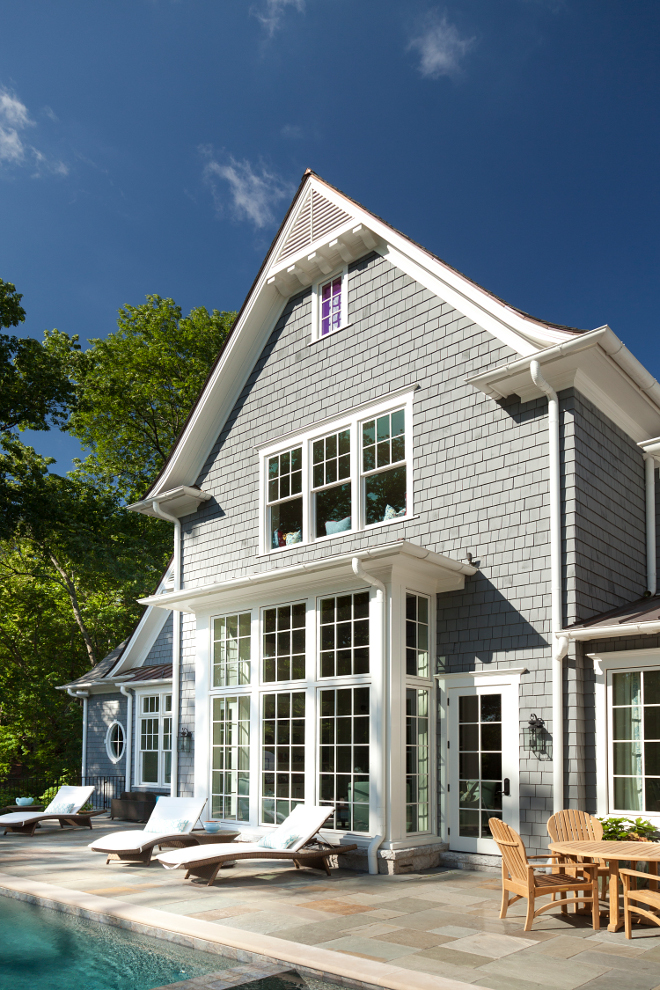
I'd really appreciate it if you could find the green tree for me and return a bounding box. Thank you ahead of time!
[61,296,234,500]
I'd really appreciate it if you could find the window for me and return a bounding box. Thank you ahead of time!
[138,692,172,787]
[211,696,250,821]
[610,669,660,813]
[362,409,406,526]
[319,686,370,832]
[268,446,303,548]
[263,603,306,682]
[319,592,369,677]
[213,613,251,686]
[261,393,413,553]
[458,694,502,838]
[262,691,305,824]
[313,429,352,538]
[312,269,347,340]
[406,593,430,677]
[105,721,125,764]
[406,689,429,833]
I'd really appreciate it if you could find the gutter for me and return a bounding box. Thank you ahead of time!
[151,500,182,799]
[67,689,89,778]
[556,620,660,643]
[529,361,566,815]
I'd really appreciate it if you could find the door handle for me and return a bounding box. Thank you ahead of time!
[503,778,510,797]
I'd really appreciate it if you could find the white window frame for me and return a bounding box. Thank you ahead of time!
[259,390,415,554]
[105,720,125,765]
[592,648,660,826]
[135,688,172,789]
[311,266,348,342]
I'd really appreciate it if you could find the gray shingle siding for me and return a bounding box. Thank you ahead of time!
[85,693,127,780]
[143,612,173,665]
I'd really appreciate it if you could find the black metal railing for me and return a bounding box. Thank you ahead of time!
[0,775,125,811]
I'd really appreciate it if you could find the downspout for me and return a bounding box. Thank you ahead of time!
[152,501,181,798]
[352,558,386,871]
[644,455,657,596]
[120,685,133,790]
[529,360,567,814]
[68,689,89,778]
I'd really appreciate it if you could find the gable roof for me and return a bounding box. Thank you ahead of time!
[133,170,585,510]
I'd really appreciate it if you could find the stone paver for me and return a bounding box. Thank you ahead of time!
[1,818,660,990]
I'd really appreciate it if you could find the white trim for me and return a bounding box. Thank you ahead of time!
[591,648,660,824]
[134,687,174,790]
[105,720,125,765]
[435,666,528,679]
[259,391,415,555]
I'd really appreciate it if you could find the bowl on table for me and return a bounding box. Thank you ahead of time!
[16,797,34,807]
[202,821,221,833]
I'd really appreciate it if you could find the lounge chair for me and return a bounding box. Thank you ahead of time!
[89,797,207,863]
[0,786,96,836]
[156,804,357,885]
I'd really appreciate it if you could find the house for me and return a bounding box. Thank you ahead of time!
[61,170,660,872]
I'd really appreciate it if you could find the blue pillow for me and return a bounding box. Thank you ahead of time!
[325,516,351,535]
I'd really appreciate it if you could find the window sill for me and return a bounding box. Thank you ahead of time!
[308,323,353,345]
[259,514,419,558]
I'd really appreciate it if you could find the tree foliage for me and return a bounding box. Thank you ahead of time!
[62,296,234,500]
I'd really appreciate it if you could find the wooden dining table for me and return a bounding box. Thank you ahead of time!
[548,839,660,932]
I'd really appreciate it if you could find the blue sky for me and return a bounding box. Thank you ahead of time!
[2,0,658,470]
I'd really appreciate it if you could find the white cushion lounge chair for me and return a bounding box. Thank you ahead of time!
[0,786,96,836]
[89,797,207,863]
[156,804,357,885]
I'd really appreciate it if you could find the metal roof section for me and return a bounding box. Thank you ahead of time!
[568,595,660,630]
[56,640,128,690]
[113,663,173,684]
[138,170,585,503]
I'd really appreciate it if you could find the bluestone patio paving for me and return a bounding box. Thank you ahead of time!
[1,817,660,990]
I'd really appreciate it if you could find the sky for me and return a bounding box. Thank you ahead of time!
[1,0,659,471]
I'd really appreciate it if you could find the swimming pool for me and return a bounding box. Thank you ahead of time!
[0,894,231,990]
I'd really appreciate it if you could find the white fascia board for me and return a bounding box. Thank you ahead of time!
[146,176,579,497]
[137,540,477,614]
[469,325,660,442]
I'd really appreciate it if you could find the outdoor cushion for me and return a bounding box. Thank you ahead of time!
[257,828,302,850]
[89,797,206,855]
[0,786,94,828]
[143,817,190,834]
[325,517,351,535]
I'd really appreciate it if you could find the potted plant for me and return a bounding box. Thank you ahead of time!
[597,816,658,841]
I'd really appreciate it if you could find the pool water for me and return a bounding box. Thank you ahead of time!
[0,895,232,990]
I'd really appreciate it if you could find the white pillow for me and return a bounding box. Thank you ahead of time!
[257,829,302,851]
[144,818,190,834]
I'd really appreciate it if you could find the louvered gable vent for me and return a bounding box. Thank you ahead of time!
[277,189,351,262]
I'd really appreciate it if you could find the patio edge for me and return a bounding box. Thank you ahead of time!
[0,871,483,990]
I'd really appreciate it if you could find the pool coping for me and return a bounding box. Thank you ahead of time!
[0,872,482,990]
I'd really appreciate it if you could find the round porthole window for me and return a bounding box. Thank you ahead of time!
[106,721,125,763]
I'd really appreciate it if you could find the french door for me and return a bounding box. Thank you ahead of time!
[446,675,520,854]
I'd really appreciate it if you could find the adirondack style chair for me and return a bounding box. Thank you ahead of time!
[547,809,610,902]
[489,817,601,931]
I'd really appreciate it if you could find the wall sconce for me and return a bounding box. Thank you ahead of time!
[177,727,193,753]
[524,713,551,759]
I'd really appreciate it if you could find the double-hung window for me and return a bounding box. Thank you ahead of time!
[313,269,348,340]
[138,692,172,787]
[261,392,413,552]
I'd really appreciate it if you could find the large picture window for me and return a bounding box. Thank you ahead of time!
[262,691,305,824]
[261,393,413,553]
[138,692,172,787]
[319,686,370,832]
[211,696,250,821]
[319,592,369,677]
[213,612,251,686]
[263,603,306,682]
[610,669,660,813]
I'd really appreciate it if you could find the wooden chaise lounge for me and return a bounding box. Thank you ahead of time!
[157,804,357,885]
[0,786,97,836]
[88,797,207,863]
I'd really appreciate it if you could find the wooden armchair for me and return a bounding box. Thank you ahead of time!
[547,809,609,900]
[489,818,600,931]
[620,868,660,939]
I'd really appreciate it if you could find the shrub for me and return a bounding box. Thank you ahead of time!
[597,816,657,841]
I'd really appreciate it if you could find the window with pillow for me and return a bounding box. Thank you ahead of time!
[268,446,303,549]
[313,429,352,538]
[362,408,407,526]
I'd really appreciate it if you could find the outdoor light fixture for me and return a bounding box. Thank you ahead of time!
[177,727,193,753]
[525,713,550,759]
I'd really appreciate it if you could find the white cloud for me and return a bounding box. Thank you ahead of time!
[251,0,305,38]
[201,151,293,228]
[408,12,475,79]
[281,124,304,139]
[0,87,68,176]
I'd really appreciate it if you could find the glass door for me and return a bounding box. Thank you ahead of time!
[446,678,519,853]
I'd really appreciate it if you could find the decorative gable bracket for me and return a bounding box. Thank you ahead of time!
[267,223,381,297]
